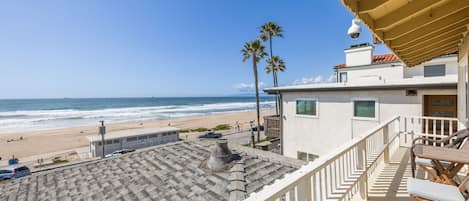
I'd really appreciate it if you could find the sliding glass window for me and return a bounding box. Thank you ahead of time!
[296,100,317,116]
[353,100,376,118]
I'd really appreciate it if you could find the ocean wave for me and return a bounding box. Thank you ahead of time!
[0,100,275,133]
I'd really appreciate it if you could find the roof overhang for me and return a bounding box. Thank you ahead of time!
[264,81,457,94]
[341,0,469,67]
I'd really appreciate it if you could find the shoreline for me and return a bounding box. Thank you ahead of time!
[0,109,275,159]
[0,109,269,135]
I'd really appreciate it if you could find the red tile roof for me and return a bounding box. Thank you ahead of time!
[334,54,399,68]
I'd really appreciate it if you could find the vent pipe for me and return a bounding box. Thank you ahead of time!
[207,139,233,171]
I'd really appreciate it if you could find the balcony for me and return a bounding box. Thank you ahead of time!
[245,116,460,201]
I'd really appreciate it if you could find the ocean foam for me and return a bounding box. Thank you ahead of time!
[0,101,275,133]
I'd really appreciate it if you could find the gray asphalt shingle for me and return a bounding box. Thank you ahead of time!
[0,141,304,201]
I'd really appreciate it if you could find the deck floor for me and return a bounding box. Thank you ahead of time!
[365,147,415,201]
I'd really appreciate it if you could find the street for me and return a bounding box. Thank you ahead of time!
[197,130,266,146]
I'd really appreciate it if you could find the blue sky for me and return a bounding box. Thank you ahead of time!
[0,0,390,98]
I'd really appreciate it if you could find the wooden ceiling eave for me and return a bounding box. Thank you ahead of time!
[341,0,469,67]
[390,18,469,48]
[403,46,459,63]
[397,35,464,56]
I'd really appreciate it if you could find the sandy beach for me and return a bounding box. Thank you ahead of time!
[0,110,275,160]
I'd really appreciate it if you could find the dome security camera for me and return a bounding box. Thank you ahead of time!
[347,18,362,39]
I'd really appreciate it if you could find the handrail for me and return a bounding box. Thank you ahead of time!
[405,116,458,121]
[245,116,400,201]
[400,116,459,147]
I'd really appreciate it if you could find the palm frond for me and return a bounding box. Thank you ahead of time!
[241,40,267,63]
[266,55,286,73]
[260,21,284,40]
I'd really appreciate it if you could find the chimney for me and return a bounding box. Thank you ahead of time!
[207,139,233,171]
[344,43,374,67]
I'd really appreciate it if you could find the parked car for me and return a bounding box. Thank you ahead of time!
[198,131,222,139]
[105,149,135,158]
[0,165,31,180]
[250,125,264,132]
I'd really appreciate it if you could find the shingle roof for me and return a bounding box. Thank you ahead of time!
[0,141,304,201]
[334,54,399,68]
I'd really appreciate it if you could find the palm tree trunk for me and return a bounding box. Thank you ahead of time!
[269,35,280,115]
[253,54,261,143]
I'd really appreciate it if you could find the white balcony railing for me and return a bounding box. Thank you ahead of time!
[245,115,459,201]
[400,116,459,147]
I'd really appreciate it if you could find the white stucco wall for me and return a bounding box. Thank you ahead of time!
[281,88,457,159]
[338,64,403,83]
[345,46,373,66]
[336,55,458,84]
[403,56,458,79]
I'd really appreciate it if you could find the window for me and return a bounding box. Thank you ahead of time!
[0,170,12,174]
[354,100,376,118]
[297,151,319,162]
[113,139,120,144]
[296,100,317,116]
[307,153,319,162]
[127,137,138,142]
[339,72,347,83]
[424,64,445,77]
[105,140,113,145]
[149,134,159,138]
[138,136,148,140]
[297,152,307,161]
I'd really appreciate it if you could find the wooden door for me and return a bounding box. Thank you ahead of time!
[423,95,457,135]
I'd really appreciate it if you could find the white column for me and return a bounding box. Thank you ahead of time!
[457,55,467,129]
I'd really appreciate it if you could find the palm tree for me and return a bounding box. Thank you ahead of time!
[260,21,283,114]
[242,40,267,145]
[265,56,286,75]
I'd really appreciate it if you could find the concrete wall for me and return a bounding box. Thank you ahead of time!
[281,88,457,159]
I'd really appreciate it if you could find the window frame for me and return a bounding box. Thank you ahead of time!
[339,72,348,83]
[423,64,446,77]
[295,98,319,118]
[352,97,379,121]
[297,151,320,162]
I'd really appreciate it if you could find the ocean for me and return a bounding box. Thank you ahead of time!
[0,97,275,133]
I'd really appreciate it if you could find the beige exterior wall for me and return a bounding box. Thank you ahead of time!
[281,88,457,159]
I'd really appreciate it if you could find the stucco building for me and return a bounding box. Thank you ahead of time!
[265,43,458,160]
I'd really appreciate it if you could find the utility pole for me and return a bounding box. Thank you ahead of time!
[99,121,106,158]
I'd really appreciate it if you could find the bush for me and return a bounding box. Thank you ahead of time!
[52,157,68,164]
[212,124,231,131]
[179,129,190,133]
[193,127,209,132]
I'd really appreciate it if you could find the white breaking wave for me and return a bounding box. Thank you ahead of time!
[0,101,275,134]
